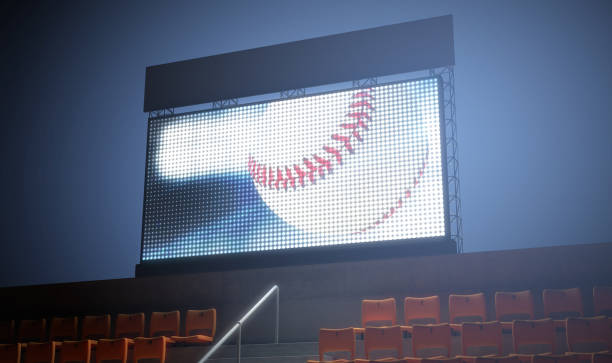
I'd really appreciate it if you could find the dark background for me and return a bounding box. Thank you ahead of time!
[1,0,611,287]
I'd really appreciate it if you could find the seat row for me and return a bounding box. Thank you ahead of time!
[308,352,612,363]
[0,309,216,363]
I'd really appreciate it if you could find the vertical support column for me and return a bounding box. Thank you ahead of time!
[430,66,463,253]
[275,288,280,344]
[237,323,242,363]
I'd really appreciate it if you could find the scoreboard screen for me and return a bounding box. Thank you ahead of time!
[141,77,447,261]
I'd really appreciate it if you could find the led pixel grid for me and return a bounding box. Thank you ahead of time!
[142,78,446,261]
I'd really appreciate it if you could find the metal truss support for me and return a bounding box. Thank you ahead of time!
[212,98,239,109]
[429,66,463,253]
[352,77,378,88]
[280,88,305,99]
[148,108,175,119]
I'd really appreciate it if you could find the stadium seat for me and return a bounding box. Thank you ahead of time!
[133,311,179,363]
[364,325,402,359]
[411,324,451,358]
[0,343,22,363]
[593,351,612,363]
[24,342,59,363]
[81,315,111,340]
[531,354,581,363]
[49,317,78,342]
[593,287,612,317]
[565,316,612,353]
[449,294,487,324]
[470,355,521,363]
[171,308,216,345]
[318,328,356,361]
[363,299,398,327]
[512,319,555,354]
[495,291,535,322]
[17,319,46,343]
[95,339,129,363]
[406,357,462,363]
[542,288,583,320]
[405,296,441,325]
[0,321,14,344]
[461,321,503,356]
[59,340,95,363]
[114,313,145,339]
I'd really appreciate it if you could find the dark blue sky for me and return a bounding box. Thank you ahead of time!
[1,0,611,287]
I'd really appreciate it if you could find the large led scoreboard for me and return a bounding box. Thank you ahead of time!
[137,16,456,274]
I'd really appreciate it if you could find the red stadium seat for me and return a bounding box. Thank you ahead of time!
[472,356,522,363]
[531,354,581,363]
[95,339,129,363]
[363,299,398,327]
[171,308,216,345]
[24,342,59,363]
[133,311,179,363]
[412,324,451,358]
[449,294,487,324]
[114,313,145,339]
[319,328,356,361]
[81,315,111,340]
[542,288,583,320]
[495,291,535,322]
[593,287,612,317]
[406,357,462,363]
[512,319,555,355]
[565,316,612,353]
[17,319,46,343]
[405,296,441,325]
[461,321,503,356]
[364,326,402,359]
[0,321,14,344]
[59,340,95,363]
[0,343,22,363]
[96,313,144,363]
[49,317,78,342]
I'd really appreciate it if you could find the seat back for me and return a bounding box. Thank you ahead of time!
[362,298,397,327]
[95,339,129,363]
[461,321,503,356]
[0,343,22,363]
[449,293,487,323]
[318,327,355,361]
[49,317,78,342]
[81,315,111,340]
[185,309,216,338]
[149,311,180,337]
[60,340,93,363]
[364,325,402,359]
[17,319,46,343]
[495,290,535,322]
[542,288,583,320]
[0,321,15,344]
[512,319,555,354]
[115,313,145,339]
[404,296,440,325]
[411,323,451,358]
[24,342,56,363]
[566,316,612,352]
[593,287,612,317]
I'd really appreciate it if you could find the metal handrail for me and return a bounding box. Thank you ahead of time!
[197,285,280,363]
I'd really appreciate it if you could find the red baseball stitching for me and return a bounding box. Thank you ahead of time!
[248,88,375,190]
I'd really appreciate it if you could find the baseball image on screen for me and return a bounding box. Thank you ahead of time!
[141,77,446,261]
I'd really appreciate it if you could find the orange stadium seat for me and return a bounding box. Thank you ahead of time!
[512,319,555,354]
[363,299,398,327]
[49,317,78,342]
[405,296,441,325]
[542,288,583,320]
[95,339,129,363]
[59,340,95,363]
[18,319,46,343]
[495,291,535,322]
[0,343,22,363]
[24,342,59,363]
[449,294,487,324]
[318,328,356,361]
[114,313,145,339]
[593,287,612,317]
[172,308,216,345]
[411,324,451,358]
[461,321,503,356]
[81,315,111,340]
[134,311,179,363]
[364,325,402,359]
[566,316,612,353]
[0,321,14,344]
